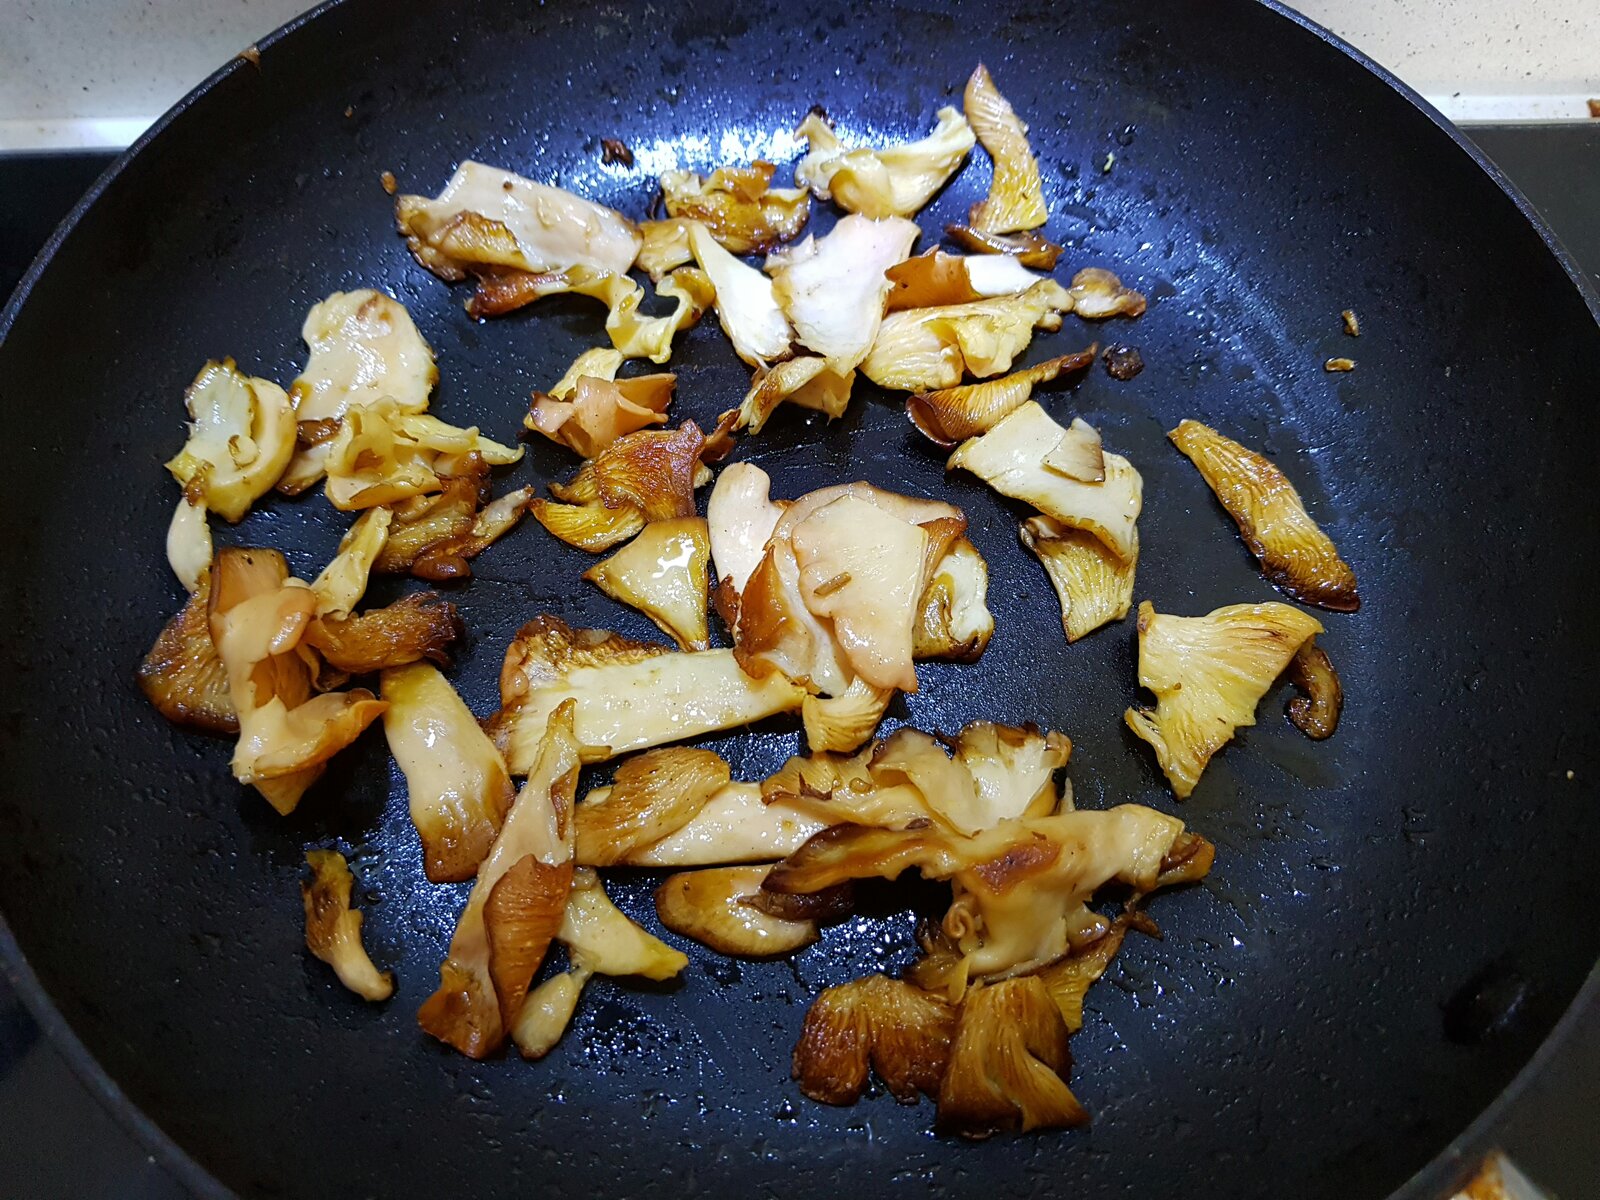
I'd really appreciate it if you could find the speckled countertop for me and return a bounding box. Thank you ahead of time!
[0,0,1595,148]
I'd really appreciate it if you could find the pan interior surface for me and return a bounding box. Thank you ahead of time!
[1,1,1597,1197]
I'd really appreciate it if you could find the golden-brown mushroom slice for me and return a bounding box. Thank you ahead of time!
[1066,267,1146,319]
[1020,515,1137,642]
[418,701,582,1059]
[304,592,462,676]
[655,864,820,957]
[560,867,687,980]
[793,974,956,1105]
[794,107,975,220]
[526,358,676,458]
[727,355,855,435]
[165,359,297,523]
[532,420,707,553]
[583,517,711,651]
[767,214,920,374]
[310,508,393,619]
[1286,637,1343,740]
[602,781,827,868]
[912,536,994,662]
[944,223,1063,269]
[884,249,1044,313]
[486,615,805,775]
[381,662,516,883]
[684,220,793,365]
[166,493,212,594]
[964,64,1047,234]
[766,805,1203,979]
[321,399,523,513]
[290,289,437,423]
[1124,600,1325,798]
[1041,417,1106,482]
[1168,418,1360,612]
[1032,919,1132,1033]
[906,350,1095,447]
[949,403,1141,561]
[574,746,731,867]
[863,280,1074,392]
[801,678,894,755]
[661,161,810,254]
[636,218,694,281]
[301,849,394,1002]
[137,573,238,735]
[510,964,592,1060]
[207,547,387,814]
[936,976,1086,1138]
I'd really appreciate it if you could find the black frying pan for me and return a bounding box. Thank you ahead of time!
[2,1,1597,1197]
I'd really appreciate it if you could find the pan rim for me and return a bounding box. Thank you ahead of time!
[0,0,1596,1196]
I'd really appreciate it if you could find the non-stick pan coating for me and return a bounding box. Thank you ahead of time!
[2,2,1597,1197]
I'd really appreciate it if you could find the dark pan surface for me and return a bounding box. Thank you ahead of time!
[2,2,1598,1197]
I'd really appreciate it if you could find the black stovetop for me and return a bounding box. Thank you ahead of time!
[3,127,1598,1199]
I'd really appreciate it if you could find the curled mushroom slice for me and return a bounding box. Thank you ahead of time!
[912,536,994,663]
[1034,918,1133,1033]
[964,64,1047,234]
[486,615,805,775]
[1066,267,1146,319]
[767,214,920,373]
[801,678,894,755]
[311,508,392,619]
[322,399,522,512]
[372,456,525,581]
[560,867,688,980]
[906,349,1095,447]
[766,805,1202,979]
[885,250,1042,313]
[661,161,810,254]
[301,850,394,1002]
[165,359,297,524]
[945,223,1064,270]
[1286,637,1343,740]
[290,290,437,423]
[1042,417,1105,483]
[794,107,975,220]
[511,965,591,1060]
[396,161,641,281]
[656,864,820,957]
[207,547,387,814]
[729,355,855,435]
[575,746,731,867]
[305,592,462,676]
[381,662,515,883]
[936,976,1085,1138]
[864,280,1074,392]
[948,403,1142,561]
[686,221,793,365]
[636,218,694,281]
[138,573,237,736]
[532,421,707,552]
[527,372,676,458]
[1021,516,1136,642]
[418,700,582,1059]
[1124,600,1325,798]
[583,517,711,651]
[1169,418,1360,612]
[166,494,212,595]
[792,974,957,1106]
[707,462,789,601]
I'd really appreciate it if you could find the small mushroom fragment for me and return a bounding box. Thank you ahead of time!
[574,746,731,867]
[371,456,529,581]
[685,220,793,365]
[727,355,855,435]
[906,349,1096,446]
[1065,267,1146,319]
[310,508,392,619]
[1124,600,1325,798]
[165,359,297,523]
[290,290,438,423]
[1041,417,1105,482]
[382,662,516,883]
[792,974,956,1105]
[963,64,1047,234]
[167,495,212,594]
[583,517,711,651]
[527,368,677,459]
[767,214,920,374]
[936,976,1085,1138]
[531,421,708,552]
[511,966,591,1060]
[1168,419,1360,612]
[301,849,394,1002]
[944,223,1063,270]
[1285,637,1343,740]
[137,573,237,735]
[912,536,994,662]
[794,106,976,220]
[636,218,694,281]
[417,701,582,1059]
[1020,516,1136,642]
[802,678,895,755]
[949,403,1142,561]
[321,398,523,512]
[602,781,828,868]
[863,280,1074,392]
[655,864,820,957]
[486,615,805,775]
[661,161,810,254]
[207,547,387,814]
[884,249,1044,313]
[304,591,462,676]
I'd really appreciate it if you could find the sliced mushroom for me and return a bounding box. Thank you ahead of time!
[885,249,1044,313]
[583,516,711,651]
[304,591,462,676]
[1065,267,1146,319]
[661,161,810,254]
[166,494,212,594]
[964,64,1047,234]
[137,573,237,736]
[728,355,855,435]
[794,107,975,220]
[792,974,957,1105]
[1286,637,1343,740]
[574,746,731,866]
[801,677,894,755]
[559,867,688,980]
[944,223,1063,269]
[912,536,994,662]
[310,508,392,618]
[164,359,297,523]
[655,864,820,957]
[906,349,1095,446]
[686,220,793,365]
[607,781,830,868]
[1124,600,1325,798]
[301,849,394,1002]
[527,372,676,458]
[707,462,789,600]
[1020,515,1137,642]
[290,289,437,423]
[321,398,522,512]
